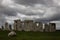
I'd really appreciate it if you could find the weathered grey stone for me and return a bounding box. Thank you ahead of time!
[44,23,50,32]
[38,22,43,32]
[1,26,4,30]
[33,22,37,31]
[44,23,56,32]
[9,24,12,31]
[8,31,16,37]
[23,20,33,31]
[5,22,9,30]
[13,20,18,31]
[49,23,56,32]
[13,19,56,32]
[13,20,22,31]
[33,22,43,32]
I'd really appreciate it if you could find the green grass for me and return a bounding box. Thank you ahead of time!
[0,31,60,40]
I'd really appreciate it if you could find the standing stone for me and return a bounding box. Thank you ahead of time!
[5,22,9,30]
[38,22,43,32]
[1,26,4,30]
[17,20,22,31]
[44,23,50,32]
[13,20,22,31]
[13,20,18,31]
[49,23,56,32]
[9,24,12,31]
[21,21,25,31]
[44,23,56,32]
[33,22,37,31]
[33,22,43,32]
[24,20,33,31]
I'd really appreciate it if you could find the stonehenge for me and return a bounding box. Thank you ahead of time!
[1,19,56,32]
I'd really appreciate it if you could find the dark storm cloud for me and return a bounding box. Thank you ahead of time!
[0,0,17,26]
[0,0,60,26]
[13,0,46,6]
[0,0,60,29]
[24,12,44,16]
[0,6,17,16]
[0,0,60,21]
[0,0,53,18]
[13,0,54,7]
[35,6,60,22]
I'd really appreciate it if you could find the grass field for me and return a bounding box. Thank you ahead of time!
[0,31,60,40]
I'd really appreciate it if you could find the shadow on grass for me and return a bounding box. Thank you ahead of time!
[8,36,17,40]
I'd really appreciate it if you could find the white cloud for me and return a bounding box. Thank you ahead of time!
[17,13,40,20]
[1,0,14,6]
[1,0,46,15]
[53,0,60,6]
[5,15,19,24]
[1,0,60,21]
[43,7,57,18]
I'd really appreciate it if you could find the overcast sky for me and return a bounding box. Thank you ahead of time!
[0,0,60,30]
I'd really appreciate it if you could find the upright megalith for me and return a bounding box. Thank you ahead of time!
[17,20,22,31]
[33,22,37,31]
[44,23,56,32]
[21,21,25,31]
[24,20,33,31]
[13,19,22,31]
[44,23,49,32]
[13,20,18,31]
[5,22,9,30]
[49,23,56,32]
[9,24,12,31]
[1,26,4,30]
[33,22,43,32]
[38,22,43,32]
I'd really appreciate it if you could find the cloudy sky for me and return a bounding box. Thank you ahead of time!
[0,0,60,30]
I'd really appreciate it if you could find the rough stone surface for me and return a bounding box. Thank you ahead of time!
[7,19,56,32]
[8,31,16,37]
[5,22,9,30]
